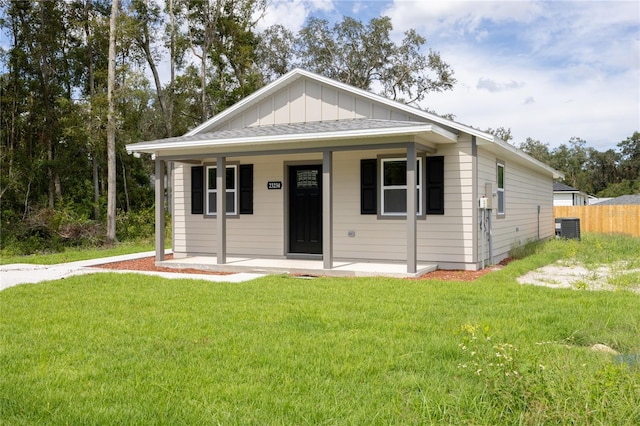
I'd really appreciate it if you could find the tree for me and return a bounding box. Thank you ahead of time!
[127,0,172,137]
[519,137,551,164]
[106,0,118,243]
[618,131,640,184]
[174,0,266,121]
[255,24,294,83]
[486,127,513,143]
[294,16,455,105]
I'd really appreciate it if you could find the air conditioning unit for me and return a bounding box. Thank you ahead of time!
[555,218,581,240]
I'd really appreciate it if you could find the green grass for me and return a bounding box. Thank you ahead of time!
[0,241,156,265]
[1,234,639,424]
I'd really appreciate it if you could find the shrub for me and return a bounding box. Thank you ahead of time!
[115,207,170,243]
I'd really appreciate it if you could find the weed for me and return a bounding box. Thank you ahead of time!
[608,271,640,291]
[573,280,589,290]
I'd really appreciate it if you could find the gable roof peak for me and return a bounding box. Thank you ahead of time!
[185,67,494,142]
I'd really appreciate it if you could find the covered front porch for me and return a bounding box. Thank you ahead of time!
[158,255,438,279]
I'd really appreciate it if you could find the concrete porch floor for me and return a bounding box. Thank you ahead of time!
[158,256,438,278]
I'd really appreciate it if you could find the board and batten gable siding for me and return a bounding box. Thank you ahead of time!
[477,150,554,264]
[210,77,426,131]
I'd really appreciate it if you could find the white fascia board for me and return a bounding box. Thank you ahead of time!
[127,124,455,154]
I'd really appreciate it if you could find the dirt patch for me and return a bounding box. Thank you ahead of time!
[517,260,640,293]
[96,254,232,276]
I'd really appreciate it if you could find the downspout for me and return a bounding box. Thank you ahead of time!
[488,210,493,265]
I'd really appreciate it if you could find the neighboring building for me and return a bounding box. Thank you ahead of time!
[592,194,640,205]
[553,182,591,206]
[126,69,562,275]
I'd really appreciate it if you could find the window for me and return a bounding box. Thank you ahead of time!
[380,157,422,216]
[206,164,237,215]
[497,161,505,215]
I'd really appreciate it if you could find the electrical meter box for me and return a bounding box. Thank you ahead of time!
[479,197,488,209]
[484,183,493,209]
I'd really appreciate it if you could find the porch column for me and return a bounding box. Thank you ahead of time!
[406,143,417,273]
[155,158,165,262]
[322,150,333,269]
[216,155,226,264]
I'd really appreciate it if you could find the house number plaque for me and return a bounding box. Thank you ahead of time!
[267,181,282,190]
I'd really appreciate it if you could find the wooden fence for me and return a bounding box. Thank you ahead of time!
[554,205,640,238]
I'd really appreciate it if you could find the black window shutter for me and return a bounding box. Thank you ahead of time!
[426,156,444,214]
[360,159,377,214]
[239,164,254,214]
[191,166,204,214]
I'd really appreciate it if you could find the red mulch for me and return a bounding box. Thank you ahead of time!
[413,257,514,282]
[95,254,231,275]
[96,255,514,282]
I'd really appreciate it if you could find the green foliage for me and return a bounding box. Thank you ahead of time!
[0,205,104,256]
[295,16,455,105]
[115,207,170,242]
[457,323,640,424]
[597,179,640,197]
[0,241,155,265]
[509,238,544,260]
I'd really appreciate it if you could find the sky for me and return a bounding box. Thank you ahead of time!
[257,0,640,152]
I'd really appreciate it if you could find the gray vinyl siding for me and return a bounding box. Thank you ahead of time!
[418,139,475,267]
[174,147,474,266]
[477,150,554,264]
[315,148,472,265]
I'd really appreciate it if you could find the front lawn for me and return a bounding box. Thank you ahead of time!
[1,235,639,424]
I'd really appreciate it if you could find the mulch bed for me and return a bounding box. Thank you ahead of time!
[95,254,231,276]
[96,255,514,282]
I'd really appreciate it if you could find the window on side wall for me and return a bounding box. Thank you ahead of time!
[497,161,505,216]
[380,157,422,216]
[206,164,237,215]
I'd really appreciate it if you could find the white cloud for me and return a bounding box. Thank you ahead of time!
[476,78,525,93]
[256,0,336,32]
[380,0,640,150]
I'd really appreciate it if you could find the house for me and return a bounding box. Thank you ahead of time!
[553,182,591,206]
[592,194,640,205]
[126,69,562,276]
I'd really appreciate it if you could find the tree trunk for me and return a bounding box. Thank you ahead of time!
[84,0,100,220]
[93,154,100,220]
[168,0,175,137]
[106,0,118,243]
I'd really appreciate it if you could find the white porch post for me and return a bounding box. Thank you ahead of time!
[406,143,417,273]
[216,155,227,264]
[155,158,165,262]
[322,150,333,269]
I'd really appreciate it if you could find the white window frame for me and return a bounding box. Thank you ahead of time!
[380,157,423,217]
[206,164,238,216]
[497,161,505,216]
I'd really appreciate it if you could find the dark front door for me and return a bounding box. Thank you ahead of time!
[289,165,322,254]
